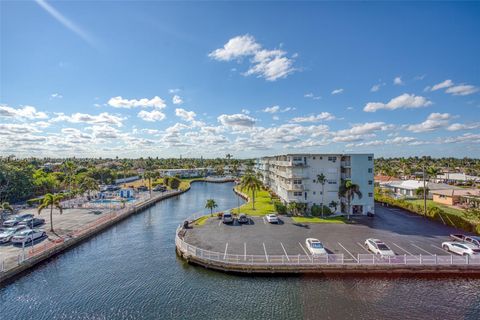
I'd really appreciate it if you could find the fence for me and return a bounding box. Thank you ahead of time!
[176,226,480,267]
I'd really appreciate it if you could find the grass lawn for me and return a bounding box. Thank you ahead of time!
[291,216,347,224]
[153,177,205,191]
[405,199,468,219]
[234,186,275,216]
[193,215,210,226]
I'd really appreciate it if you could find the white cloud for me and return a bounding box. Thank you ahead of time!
[169,88,180,94]
[172,95,183,105]
[137,110,166,122]
[218,113,256,128]
[50,93,63,99]
[304,93,321,100]
[406,113,452,133]
[0,105,48,120]
[209,34,296,81]
[290,112,335,123]
[430,79,453,91]
[175,108,196,122]
[336,122,391,137]
[241,109,250,114]
[445,84,479,96]
[331,88,344,95]
[363,93,432,112]
[262,105,293,113]
[51,112,124,127]
[108,96,166,109]
[370,83,384,92]
[447,122,480,131]
[393,76,404,85]
[443,133,480,144]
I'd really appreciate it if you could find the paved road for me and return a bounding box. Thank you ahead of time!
[184,203,473,261]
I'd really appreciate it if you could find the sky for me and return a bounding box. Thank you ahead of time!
[1,1,479,159]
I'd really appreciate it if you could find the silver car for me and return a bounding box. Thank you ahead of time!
[0,226,27,243]
[11,229,47,244]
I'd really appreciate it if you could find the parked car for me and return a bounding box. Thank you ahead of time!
[305,238,327,255]
[19,217,45,228]
[137,186,148,192]
[11,229,47,244]
[442,241,480,256]
[237,214,249,224]
[2,214,34,227]
[265,214,279,224]
[365,238,395,256]
[450,234,480,247]
[0,226,27,243]
[153,185,167,192]
[222,212,234,224]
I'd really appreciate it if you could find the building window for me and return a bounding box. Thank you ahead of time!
[293,156,302,162]
[313,156,316,159]
[368,180,373,185]
[328,180,337,184]
[368,168,373,173]
[368,193,373,197]
[305,192,307,200]
[328,156,336,162]
[313,191,316,195]
[293,179,302,185]
[368,156,373,161]
[294,191,302,196]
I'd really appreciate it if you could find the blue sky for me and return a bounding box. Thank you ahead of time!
[1,1,479,158]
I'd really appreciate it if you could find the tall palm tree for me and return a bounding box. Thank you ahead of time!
[62,161,77,192]
[205,199,218,216]
[144,171,160,197]
[38,193,64,232]
[426,166,441,180]
[339,180,362,220]
[315,173,327,218]
[79,177,99,198]
[239,174,262,210]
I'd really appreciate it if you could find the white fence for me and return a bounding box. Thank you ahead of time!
[176,226,480,267]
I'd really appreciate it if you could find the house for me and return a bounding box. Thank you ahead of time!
[381,179,461,199]
[374,175,400,186]
[432,188,480,208]
[256,153,374,215]
[434,173,480,185]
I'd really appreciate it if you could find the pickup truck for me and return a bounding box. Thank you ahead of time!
[450,234,480,247]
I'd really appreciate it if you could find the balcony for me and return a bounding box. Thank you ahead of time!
[341,173,351,180]
[341,161,351,167]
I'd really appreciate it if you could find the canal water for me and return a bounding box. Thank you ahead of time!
[1,181,480,319]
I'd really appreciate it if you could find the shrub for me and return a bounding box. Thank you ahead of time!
[27,197,43,206]
[273,201,287,215]
[311,204,332,217]
[168,177,181,189]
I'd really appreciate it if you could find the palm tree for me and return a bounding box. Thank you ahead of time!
[79,177,99,198]
[288,201,299,216]
[1,201,14,223]
[315,173,326,218]
[426,166,441,181]
[144,171,160,197]
[205,199,218,216]
[339,180,362,220]
[38,193,64,232]
[329,200,338,213]
[62,160,77,192]
[239,174,262,210]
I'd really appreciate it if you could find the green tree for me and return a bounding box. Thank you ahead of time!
[144,171,160,197]
[315,173,327,218]
[169,177,181,190]
[1,201,14,222]
[339,180,362,220]
[205,199,218,216]
[62,161,77,192]
[239,173,262,210]
[79,176,99,198]
[38,193,64,232]
[329,200,339,212]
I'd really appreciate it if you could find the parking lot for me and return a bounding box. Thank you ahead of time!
[184,203,476,262]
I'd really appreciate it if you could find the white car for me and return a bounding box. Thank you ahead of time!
[365,238,395,256]
[0,226,27,243]
[265,214,279,223]
[305,238,327,255]
[442,241,480,257]
[11,229,47,244]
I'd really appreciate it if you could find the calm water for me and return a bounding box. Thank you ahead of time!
[1,182,480,320]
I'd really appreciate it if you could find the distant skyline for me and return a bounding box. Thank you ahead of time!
[1,1,479,158]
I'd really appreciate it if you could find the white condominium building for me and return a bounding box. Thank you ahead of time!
[256,153,374,215]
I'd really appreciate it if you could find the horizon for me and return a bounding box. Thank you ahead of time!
[1,1,479,158]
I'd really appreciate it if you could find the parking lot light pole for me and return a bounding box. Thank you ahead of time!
[423,163,427,218]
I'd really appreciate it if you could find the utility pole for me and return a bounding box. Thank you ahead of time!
[423,163,427,218]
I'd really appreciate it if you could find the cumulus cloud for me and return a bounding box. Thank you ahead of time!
[393,76,404,85]
[331,88,344,95]
[175,108,196,122]
[290,112,335,123]
[172,95,183,105]
[430,79,454,91]
[334,122,391,142]
[363,93,432,112]
[370,82,385,92]
[0,105,48,120]
[108,96,166,109]
[443,133,480,144]
[447,122,480,131]
[51,112,124,127]
[137,110,166,122]
[262,105,293,113]
[406,113,452,133]
[218,113,257,128]
[209,34,296,81]
[304,93,321,100]
[445,84,479,96]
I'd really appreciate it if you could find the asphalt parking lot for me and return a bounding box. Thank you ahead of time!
[184,203,476,262]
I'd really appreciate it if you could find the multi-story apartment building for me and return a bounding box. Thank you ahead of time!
[256,153,374,215]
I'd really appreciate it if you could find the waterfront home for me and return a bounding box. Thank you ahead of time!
[434,173,480,185]
[432,189,480,208]
[380,179,461,199]
[256,153,374,215]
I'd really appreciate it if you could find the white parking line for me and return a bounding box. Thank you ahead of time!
[391,243,414,256]
[338,242,358,262]
[244,242,246,260]
[410,243,434,255]
[262,217,266,224]
[280,242,290,261]
[223,242,228,259]
[263,243,268,262]
[218,220,222,226]
[356,242,370,253]
[298,242,311,257]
